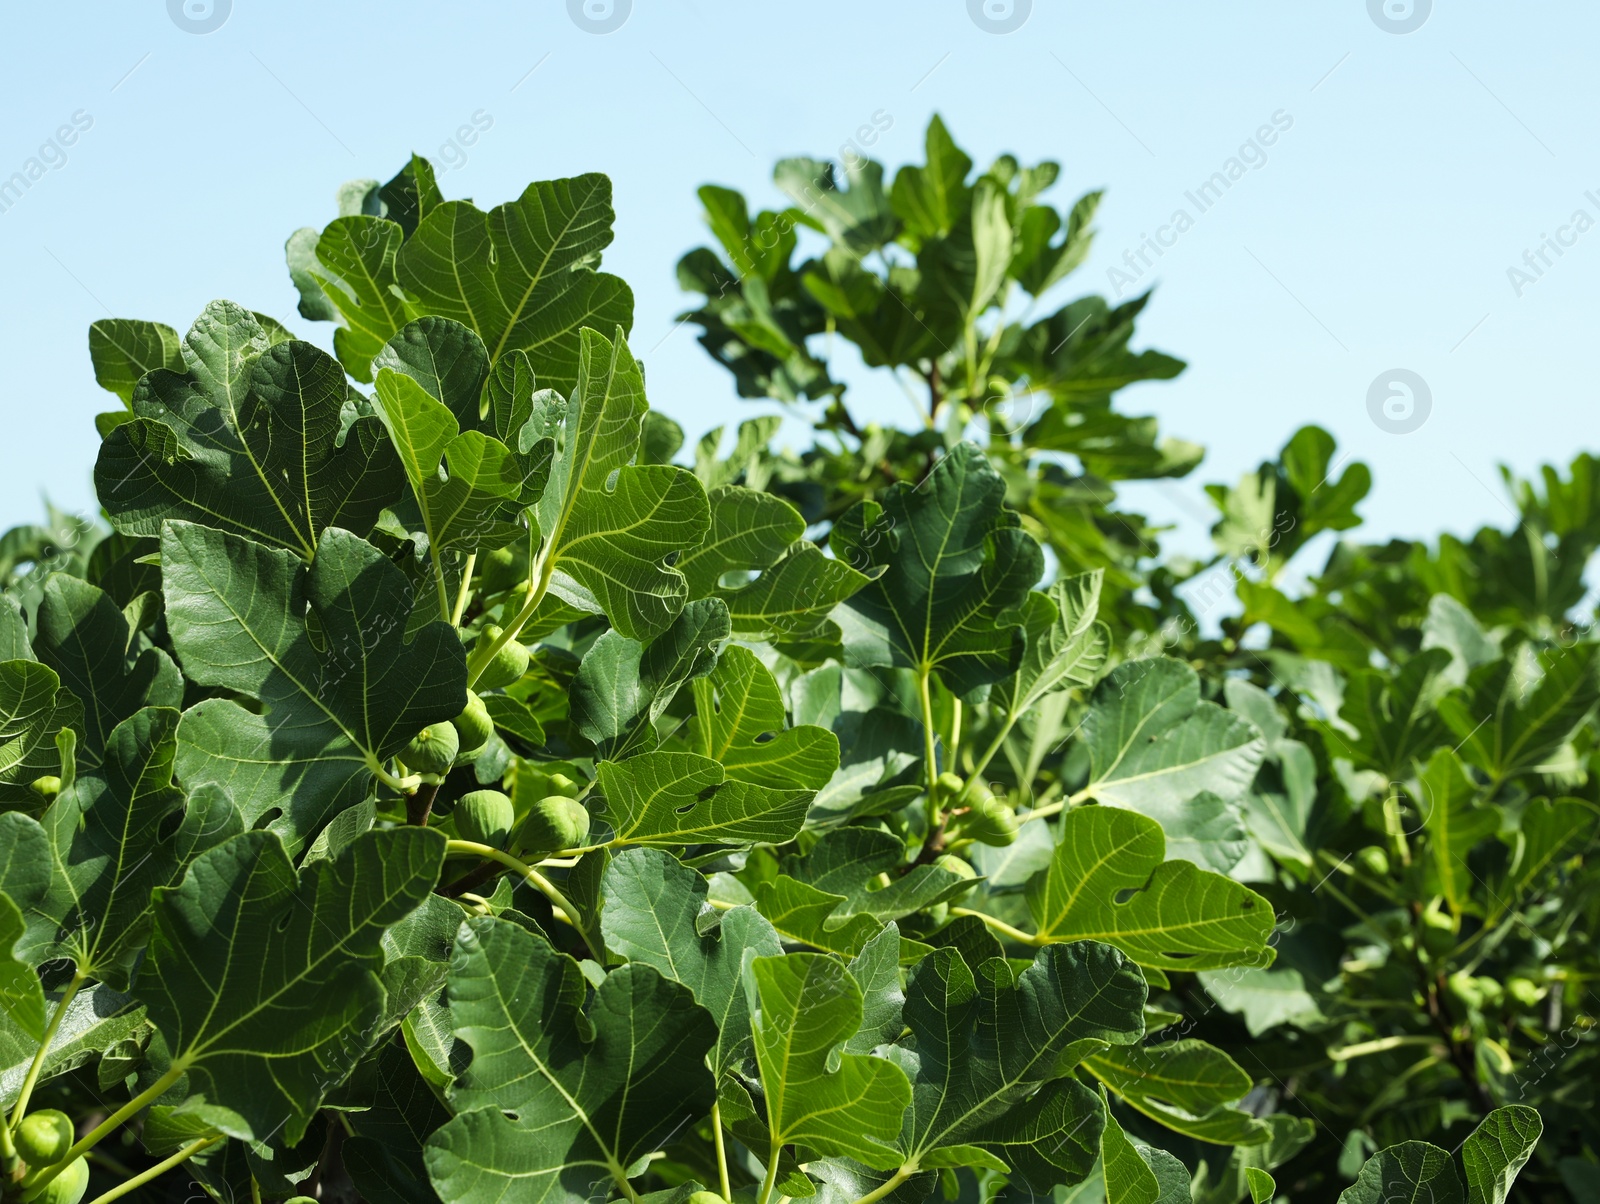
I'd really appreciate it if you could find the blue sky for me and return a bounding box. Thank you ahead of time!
[2,0,1596,567]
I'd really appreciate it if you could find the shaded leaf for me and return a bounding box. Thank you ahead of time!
[424,915,716,1204]
[1084,1041,1268,1146]
[571,599,730,760]
[345,1041,450,1204]
[163,522,466,847]
[135,827,445,1144]
[34,572,181,767]
[890,943,1143,1184]
[0,660,81,803]
[600,847,782,1086]
[832,443,1042,695]
[780,827,974,923]
[17,708,241,987]
[95,301,401,558]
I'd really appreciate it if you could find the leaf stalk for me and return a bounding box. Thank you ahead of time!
[27,1063,188,1194]
[10,969,88,1128]
[82,1135,223,1204]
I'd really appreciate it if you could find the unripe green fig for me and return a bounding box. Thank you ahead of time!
[29,1157,87,1204]
[15,1109,73,1165]
[1355,846,1389,878]
[936,771,967,800]
[935,854,977,880]
[404,722,459,775]
[948,795,1018,847]
[1419,899,1456,956]
[520,794,591,854]
[1507,976,1544,1007]
[1447,970,1500,1012]
[687,1193,726,1204]
[28,776,60,801]
[451,690,494,756]
[546,772,581,798]
[456,790,516,848]
[475,625,530,690]
[479,545,520,593]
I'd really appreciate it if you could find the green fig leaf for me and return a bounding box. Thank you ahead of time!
[1084,1040,1269,1146]
[1026,806,1275,971]
[747,951,912,1169]
[424,915,717,1204]
[134,827,445,1145]
[571,599,730,760]
[95,301,401,558]
[88,317,184,404]
[686,644,839,791]
[600,847,782,1087]
[11,708,241,987]
[524,328,709,642]
[0,660,82,803]
[162,522,467,847]
[889,942,1144,1185]
[1079,658,1265,811]
[34,572,181,767]
[597,750,811,849]
[831,442,1042,695]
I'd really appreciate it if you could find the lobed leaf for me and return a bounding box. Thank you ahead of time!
[162,521,466,847]
[95,301,401,559]
[425,915,717,1204]
[135,827,445,1144]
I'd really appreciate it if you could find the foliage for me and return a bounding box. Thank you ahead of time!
[0,119,1583,1204]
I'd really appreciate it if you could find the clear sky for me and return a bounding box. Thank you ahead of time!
[3,0,1596,566]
